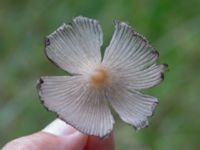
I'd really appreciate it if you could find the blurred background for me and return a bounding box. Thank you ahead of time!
[0,0,200,149]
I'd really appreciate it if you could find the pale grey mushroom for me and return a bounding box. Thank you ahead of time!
[37,16,167,138]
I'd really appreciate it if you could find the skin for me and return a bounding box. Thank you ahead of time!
[2,119,115,150]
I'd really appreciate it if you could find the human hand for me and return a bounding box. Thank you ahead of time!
[2,119,115,150]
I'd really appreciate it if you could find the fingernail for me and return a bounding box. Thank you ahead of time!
[70,131,84,137]
[60,131,88,150]
[42,118,76,136]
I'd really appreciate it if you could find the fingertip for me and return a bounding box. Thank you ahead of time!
[42,119,88,150]
[42,119,76,136]
[60,131,88,150]
[2,120,88,150]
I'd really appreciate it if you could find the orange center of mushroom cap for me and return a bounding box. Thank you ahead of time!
[90,68,109,88]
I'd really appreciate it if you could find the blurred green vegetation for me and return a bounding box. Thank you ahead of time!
[0,0,200,149]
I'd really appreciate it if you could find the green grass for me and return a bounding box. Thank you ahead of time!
[1,0,200,149]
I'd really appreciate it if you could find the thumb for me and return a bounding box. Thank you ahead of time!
[43,119,88,150]
[2,119,88,150]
